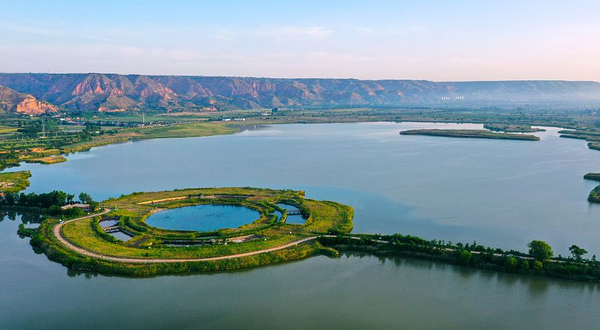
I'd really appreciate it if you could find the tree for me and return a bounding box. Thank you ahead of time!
[88,201,99,211]
[79,192,93,204]
[66,194,75,204]
[528,240,553,261]
[505,256,518,269]
[457,250,472,265]
[569,245,588,261]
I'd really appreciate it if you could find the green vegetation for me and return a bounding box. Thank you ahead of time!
[320,235,600,283]
[400,129,540,141]
[558,129,600,153]
[528,240,553,261]
[583,172,600,181]
[484,123,545,133]
[582,173,600,203]
[588,186,600,203]
[0,189,97,218]
[21,187,353,275]
[0,170,31,193]
[25,155,67,164]
[0,115,237,171]
[127,122,237,139]
[570,245,588,261]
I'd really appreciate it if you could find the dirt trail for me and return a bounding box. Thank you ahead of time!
[53,209,317,264]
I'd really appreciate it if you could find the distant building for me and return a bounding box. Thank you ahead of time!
[60,203,91,212]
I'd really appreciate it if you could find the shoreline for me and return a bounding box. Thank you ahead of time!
[399,128,541,141]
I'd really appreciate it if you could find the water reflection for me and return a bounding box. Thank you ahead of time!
[0,209,43,224]
[343,251,600,294]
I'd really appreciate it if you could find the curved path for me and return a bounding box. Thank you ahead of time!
[53,209,317,264]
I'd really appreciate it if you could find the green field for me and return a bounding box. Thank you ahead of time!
[0,170,31,193]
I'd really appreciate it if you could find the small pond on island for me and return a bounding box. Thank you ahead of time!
[145,204,260,232]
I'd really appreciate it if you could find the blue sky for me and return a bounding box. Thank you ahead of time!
[1,0,599,81]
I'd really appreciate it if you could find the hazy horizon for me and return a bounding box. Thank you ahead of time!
[0,71,599,84]
[1,0,600,81]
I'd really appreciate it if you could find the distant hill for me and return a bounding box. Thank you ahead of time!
[0,73,600,113]
[0,84,58,115]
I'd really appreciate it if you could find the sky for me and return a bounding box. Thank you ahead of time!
[1,0,600,81]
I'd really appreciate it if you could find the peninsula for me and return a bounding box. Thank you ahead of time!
[399,129,540,141]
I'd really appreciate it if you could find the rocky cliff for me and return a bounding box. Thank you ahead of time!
[0,85,58,115]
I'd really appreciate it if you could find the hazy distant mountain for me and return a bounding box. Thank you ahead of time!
[0,73,599,113]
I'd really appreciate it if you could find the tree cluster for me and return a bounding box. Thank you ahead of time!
[0,190,97,217]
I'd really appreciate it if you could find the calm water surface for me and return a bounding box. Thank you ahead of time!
[146,204,260,232]
[1,212,599,330]
[3,122,600,329]
[276,203,305,224]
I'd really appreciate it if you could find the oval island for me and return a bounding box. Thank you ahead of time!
[31,187,354,276]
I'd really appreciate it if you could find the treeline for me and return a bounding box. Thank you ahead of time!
[0,190,97,217]
[319,234,600,283]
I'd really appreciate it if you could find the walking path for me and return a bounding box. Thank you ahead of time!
[53,209,317,264]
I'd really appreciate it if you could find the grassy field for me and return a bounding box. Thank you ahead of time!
[61,122,237,153]
[0,170,31,193]
[61,216,304,259]
[126,122,237,139]
[24,155,67,164]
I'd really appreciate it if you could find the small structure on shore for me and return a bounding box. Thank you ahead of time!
[60,203,91,212]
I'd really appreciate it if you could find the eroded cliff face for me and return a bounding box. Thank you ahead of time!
[0,85,58,114]
[15,97,58,115]
[1,73,600,112]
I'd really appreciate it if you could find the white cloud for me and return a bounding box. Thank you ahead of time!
[0,22,63,37]
[215,26,333,40]
[355,27,375,35]
[0,20,114,42]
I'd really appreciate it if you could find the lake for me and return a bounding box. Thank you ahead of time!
[146,204,260,232]
[3,122,600,329]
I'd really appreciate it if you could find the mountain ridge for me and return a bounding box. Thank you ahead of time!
[1,73,600,113]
